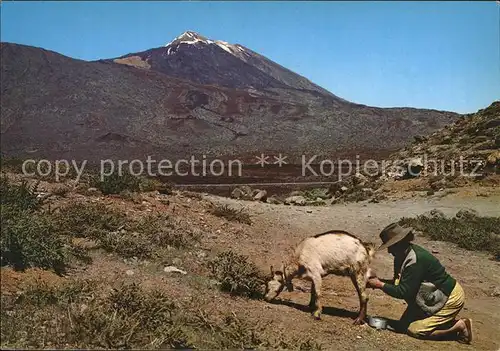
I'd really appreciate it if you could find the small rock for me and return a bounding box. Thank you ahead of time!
[340,186,349,192]
[353,173,368,186]
[486,150,500,165]
[356,335,362,339]
[424,209,445,218]
[306,209,313,213]
[164,266,187,275]
[431,250,439,254]
[456,209,478,219]
[125,270,134,276]
[80,304,88,313]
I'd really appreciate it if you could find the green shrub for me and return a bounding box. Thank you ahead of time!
[91,172,141,195]
[0,209,67,273]
[399,212,500,260]
[207,251,265,299]
[0,175,41,212]
[304,188,330,200]
[209,204,252,225]
[0,177,90,272]
[97,231,153,259]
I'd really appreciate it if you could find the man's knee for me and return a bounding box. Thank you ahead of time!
[407,322,431,339]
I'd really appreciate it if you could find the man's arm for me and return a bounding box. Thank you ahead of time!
[381,263,423,300]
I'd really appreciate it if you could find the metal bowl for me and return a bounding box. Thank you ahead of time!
[367,316,388,330]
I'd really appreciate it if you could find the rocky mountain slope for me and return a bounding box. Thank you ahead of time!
[383,101,500,180]
[1,32,460,162]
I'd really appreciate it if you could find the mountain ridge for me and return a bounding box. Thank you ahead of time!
[0,36,460,163]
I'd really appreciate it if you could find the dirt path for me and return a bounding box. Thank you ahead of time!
[205,191,500,350]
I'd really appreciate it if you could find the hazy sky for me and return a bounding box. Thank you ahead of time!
[2,1,499,113]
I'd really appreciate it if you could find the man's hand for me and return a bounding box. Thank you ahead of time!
[366,277,384,290]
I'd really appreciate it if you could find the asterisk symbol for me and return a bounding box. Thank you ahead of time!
[273,153,288,167]
[255,153,269,167]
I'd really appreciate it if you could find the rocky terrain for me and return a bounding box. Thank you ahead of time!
[382,100,500,180]
[221,100,499,205]
[1,32,459,163]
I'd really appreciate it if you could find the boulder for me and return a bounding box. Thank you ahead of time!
[231,187,244,199]
[253,189,268,202]
[284,195,307,206]
[267,195,282,205]
[231,185,253,200]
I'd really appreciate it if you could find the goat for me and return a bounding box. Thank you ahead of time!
[264,230,376,324]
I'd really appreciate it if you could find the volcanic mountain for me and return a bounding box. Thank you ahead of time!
[1,31,459,162]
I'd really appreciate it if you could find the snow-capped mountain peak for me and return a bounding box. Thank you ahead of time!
[164,31,249,57]
[165,31,213,46]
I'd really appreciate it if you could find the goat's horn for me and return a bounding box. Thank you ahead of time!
[270,265,274,277]
[281,263,286,279]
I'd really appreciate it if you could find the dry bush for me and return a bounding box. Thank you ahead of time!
[54,202,126,238]
[209,204,252,225]
[207,251,265,299]
[399,211,500,260]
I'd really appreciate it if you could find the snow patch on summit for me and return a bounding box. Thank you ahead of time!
[164,31,252,60]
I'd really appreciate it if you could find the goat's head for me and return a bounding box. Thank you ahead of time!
[264,264,293,302]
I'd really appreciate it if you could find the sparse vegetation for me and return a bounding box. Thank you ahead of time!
[54,202,125,238]
[209,204,252,225]
[53,204,200,259]
[399,212,500,260]
[207,251,265,299]
[51,185,70,197]
[1,279,316,349]
[130,213,201,250]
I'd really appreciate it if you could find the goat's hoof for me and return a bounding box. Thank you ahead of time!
[312,311,321,320]
[353,317,365,325]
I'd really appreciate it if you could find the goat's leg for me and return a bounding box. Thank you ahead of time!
[350,271,369,325]
[308,281,317,309]
[310,275,323,320]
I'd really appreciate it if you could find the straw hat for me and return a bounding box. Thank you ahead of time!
[377,222,414,251]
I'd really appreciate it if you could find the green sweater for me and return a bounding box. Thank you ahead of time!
[382,244,456,303]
